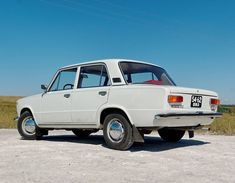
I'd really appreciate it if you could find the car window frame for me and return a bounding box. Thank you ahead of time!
[47,67,78,93]
[76,63,111,89]
[118,61,176,86]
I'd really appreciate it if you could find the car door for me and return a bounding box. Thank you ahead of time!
[37,67,78,125]
[71,64,111,125]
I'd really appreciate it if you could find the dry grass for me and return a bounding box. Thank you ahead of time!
[209,113,235,135]
[0,96,22,128]
[0,96,235,135]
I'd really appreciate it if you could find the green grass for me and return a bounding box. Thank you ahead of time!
[0,96,235,135]
[0,96,22,128]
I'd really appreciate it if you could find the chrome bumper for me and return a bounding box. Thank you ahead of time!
[157,112,222,118]
[14,117,19,121]
[154,112,222,127]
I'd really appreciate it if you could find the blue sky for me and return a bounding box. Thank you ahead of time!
[0,0,234,104]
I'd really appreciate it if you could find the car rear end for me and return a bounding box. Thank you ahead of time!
[118,60,222,128]
[154,86,222,127]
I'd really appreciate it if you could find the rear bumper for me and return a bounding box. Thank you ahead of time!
[158,112,222,118]
[153,112,222,127]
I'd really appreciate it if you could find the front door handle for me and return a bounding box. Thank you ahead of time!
[98,91,107,96]
[64,94,71,98]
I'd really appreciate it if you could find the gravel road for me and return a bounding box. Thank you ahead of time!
[0,129,234,183]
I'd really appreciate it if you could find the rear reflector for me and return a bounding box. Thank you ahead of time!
[168,95,183,103]
[211,98,220,105]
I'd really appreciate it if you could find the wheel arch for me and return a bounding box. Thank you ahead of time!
[99,106,133,126]
[20,107,33,116]
[20,107,39,125]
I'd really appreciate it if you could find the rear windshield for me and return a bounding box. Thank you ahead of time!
[119,62,176,86]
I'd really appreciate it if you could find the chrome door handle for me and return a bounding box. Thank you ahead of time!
[98,91,107,96]
[64,94,70,98]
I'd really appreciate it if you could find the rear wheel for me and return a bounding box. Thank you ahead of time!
[17,111,44,140]
[103,113,133,150]
[158,128,185,142]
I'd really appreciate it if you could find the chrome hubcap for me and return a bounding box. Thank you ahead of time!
[22,117,36,135]
[107,119,124,143]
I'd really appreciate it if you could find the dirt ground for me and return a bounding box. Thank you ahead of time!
[0,129,234,183]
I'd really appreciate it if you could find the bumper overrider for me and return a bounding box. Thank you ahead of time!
[154,112,222,127]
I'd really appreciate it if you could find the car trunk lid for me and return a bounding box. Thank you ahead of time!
[168,86,218,112]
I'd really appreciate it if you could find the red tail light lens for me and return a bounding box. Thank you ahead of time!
[168,95,183,103]
[211,98,220,105]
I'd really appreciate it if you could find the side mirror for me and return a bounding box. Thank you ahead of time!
[41,84,48,91]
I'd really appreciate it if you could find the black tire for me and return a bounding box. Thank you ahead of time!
[103,113,133,150]
[17,111,43,140]
[158,128,185,142]
[72,129,94,138]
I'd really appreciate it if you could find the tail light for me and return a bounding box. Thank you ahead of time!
[211,98,220,105]
[168,95,183,103]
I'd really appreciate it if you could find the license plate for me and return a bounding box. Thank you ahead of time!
[191,95,202,108]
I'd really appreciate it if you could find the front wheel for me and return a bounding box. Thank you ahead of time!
[103,113,133,150]
[17,111,43,140]
[158,128,185,142]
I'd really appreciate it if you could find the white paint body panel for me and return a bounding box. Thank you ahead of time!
[16,59,220,129]
[70,87,110,125]
[37,90,72,123]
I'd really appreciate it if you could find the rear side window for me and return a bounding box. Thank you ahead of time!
[78,65,110,88]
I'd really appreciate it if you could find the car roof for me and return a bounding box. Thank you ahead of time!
[61,59,162,69]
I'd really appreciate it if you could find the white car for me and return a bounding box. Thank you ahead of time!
[16,59,222,150]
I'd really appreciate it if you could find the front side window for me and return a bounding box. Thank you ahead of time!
[78,65,110,88]
[49,68,77,92]
[119,62,176,86]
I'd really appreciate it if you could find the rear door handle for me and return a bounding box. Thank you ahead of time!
[98,91,107,96]
[64,94,71,98]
